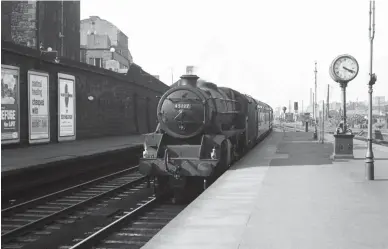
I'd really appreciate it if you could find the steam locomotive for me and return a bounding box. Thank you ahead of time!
[139,74,273,201]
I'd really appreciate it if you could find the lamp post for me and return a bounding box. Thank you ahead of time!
[59,0,65,56]
[313,61,318,140]
[366,0,377,180]
[110,47,115,60]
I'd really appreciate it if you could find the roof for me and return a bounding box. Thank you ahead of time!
[80,16,128,39]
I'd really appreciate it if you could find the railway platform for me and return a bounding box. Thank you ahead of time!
[1,135,144,176]
[143,131,388,249]
[1,135,144,197]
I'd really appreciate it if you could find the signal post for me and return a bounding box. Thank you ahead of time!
[294,102,298,132]
[282,107,287,135]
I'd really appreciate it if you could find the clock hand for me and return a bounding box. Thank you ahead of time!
[343,66,355,74]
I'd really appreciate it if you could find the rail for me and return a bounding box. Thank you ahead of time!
[69,198,186,249]
[69,197,157,249]
[1,166,146,243]
[275,123,388,146]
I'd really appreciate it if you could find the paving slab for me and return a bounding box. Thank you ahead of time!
[143,131,388,249]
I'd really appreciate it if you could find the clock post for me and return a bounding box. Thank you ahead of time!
[329,54,359,160]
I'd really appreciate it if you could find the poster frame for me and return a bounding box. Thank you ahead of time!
[1,64,21,145]
[28,70,50,144]
[57,73,76,142]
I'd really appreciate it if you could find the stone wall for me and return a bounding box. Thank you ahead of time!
[1,1,37,48]
[1,1,80,61]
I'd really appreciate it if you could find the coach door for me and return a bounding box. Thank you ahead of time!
[257,105,261,137]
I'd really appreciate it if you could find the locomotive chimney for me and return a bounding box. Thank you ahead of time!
[179,74,199,87]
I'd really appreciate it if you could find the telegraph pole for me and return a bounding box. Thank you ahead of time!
[366,0,377,180]
[313,93,315,121]
[289,100,291,113]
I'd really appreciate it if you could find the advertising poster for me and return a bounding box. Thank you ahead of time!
[58,73,76,141]
[28,70,50,143]
[1,65,20,144]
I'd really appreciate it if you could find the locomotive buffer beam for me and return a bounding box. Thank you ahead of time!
[164,148,182,179]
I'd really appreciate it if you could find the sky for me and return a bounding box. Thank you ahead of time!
[80,0,388,110]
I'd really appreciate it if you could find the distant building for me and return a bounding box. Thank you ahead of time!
[80,16,133,71]
[275,107,282,118]
[186,66,197,74]
[305,105,314,114]
[1,1,80,61]
[329,102,342,111]
[373,96,386,106]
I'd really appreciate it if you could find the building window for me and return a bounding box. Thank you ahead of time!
[95,58,102,68]
[119,63,128,69]
[88,58,103,67]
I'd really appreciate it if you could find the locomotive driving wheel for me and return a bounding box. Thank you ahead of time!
[153,176,169,198]
[237,134,247,158]
[225,139,233,168]
[212,139,232,181]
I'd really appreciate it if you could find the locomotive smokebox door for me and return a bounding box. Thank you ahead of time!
[157,75,209,139]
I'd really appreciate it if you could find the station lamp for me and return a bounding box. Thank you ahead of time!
[39,42,60,63]
[110,47,115,60]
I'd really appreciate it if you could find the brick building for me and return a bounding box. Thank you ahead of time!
[1,1,80,61]
[80,16,133,71]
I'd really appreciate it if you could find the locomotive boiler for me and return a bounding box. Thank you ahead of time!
[139,74,273,202]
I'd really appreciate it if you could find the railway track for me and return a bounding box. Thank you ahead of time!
[1,166,149,248]
[275,124,388,146]
[2,147,144,207]
[68,198,186,249]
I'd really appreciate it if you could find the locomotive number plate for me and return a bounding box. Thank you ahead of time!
[174,103,192,109]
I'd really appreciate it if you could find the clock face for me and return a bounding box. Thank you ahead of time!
[333,56,359,82]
